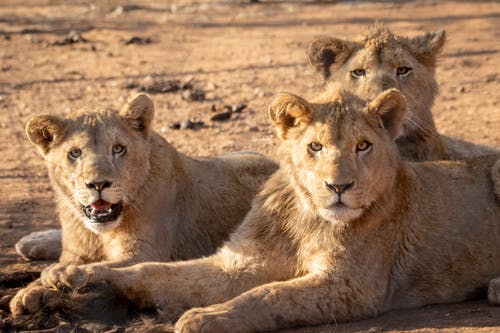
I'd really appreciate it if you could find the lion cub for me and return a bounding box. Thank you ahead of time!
[14,89,500,332]
[15,93,277,265]
[308,26,497,161]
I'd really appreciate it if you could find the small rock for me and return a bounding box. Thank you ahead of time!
[459,86,466,93]
[124,36,153,45]
[169,120,204,130]
[248,126,259,132]
[140,80,180,94]
[0,220,14,228]
[210,111,232,122]
[108,5,124,17]
[206,81,217,90]
[52,30,88,46]
[180,75,194,89]
[121,81,140,90]
[485,74,497,83]
[182,89,205,102]
[231,103,247,113]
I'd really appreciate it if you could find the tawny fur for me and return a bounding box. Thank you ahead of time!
[14,89,500,332]
[10,93,277,316]
[308,25,498,161]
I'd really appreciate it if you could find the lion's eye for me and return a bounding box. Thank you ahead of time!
[396,67,412,76]
[356,141,371,152]
[68,148,82,160]
[112,144,126,156]
[308,142,323,153]
[351,69,366,78]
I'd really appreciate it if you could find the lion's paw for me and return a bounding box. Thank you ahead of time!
[10,283,64,316]
[488,277,500,305]
[41,263,89,292]
[15,229,62,261]
[175,305,254,333]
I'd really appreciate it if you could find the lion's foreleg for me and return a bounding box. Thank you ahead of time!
[43,251,277,319]
[176,273,383,333]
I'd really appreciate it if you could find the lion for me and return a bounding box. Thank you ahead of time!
[308,25,497,161]
[13,88,500,332]
[10,93,277,316]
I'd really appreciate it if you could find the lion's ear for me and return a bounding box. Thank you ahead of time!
[367,89,406,139]
[308,36,357,81]
[268,92,313,140]
[25,115,67,155]
[120,93,155,137]
[406,30,446,67]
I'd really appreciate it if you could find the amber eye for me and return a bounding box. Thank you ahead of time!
[351,69,366,78]
[356,141,371,152]
[308,142,323,153]
[112,144,126,156]
[396,67,412,76]
[68,148,82,160]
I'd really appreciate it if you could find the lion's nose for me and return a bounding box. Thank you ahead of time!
[325,181,355,194]
[86,181,112,192]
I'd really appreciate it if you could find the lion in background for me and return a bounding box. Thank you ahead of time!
[15,88,500,332]
[10,93,277,317]
[308,25,497,161]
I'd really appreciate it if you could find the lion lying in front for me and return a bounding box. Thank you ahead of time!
[13,89,500,332]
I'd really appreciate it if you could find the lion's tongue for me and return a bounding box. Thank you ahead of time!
[91,199,112,214]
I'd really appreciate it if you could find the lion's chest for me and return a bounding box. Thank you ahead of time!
[100,233,132,261]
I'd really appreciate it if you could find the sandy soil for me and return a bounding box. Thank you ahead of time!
[0,0,499,332]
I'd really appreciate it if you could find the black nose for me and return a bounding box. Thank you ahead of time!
[325,181,355,194]
[86,181,112,192]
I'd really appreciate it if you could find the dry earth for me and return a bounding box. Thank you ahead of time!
[0,0,499,332]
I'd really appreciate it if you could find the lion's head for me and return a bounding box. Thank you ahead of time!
[269,89,406,225]
[26,93,155,234]
[308,26,445,138]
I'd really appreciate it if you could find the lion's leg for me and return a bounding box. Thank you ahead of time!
[488,277,500,305]
[15,229,62,261]
[40,249,285,320]
[176,273,381,333]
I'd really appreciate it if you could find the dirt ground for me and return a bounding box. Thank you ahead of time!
[0,0,499,332]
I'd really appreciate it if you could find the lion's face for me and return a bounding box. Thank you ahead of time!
[308,27,445,136]
[26,94,155,234]
[269,89,405,225]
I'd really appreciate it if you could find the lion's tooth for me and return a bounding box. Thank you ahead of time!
[108,208,113,213]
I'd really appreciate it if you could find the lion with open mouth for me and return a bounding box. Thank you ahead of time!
[17,93,277,265]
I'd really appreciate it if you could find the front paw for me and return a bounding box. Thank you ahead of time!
[175,305,254,333]
[41,263,89,292]
[10,282,65,316]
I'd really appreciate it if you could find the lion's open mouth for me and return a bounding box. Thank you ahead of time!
[83,199,123,223]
